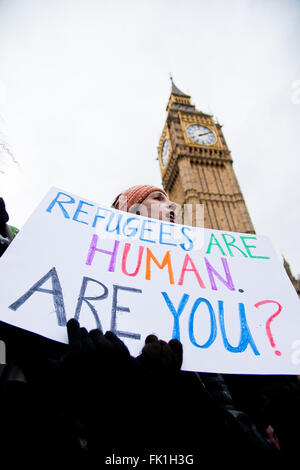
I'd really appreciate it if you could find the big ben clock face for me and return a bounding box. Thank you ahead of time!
[186,125,216,146]
[161,138,170,167]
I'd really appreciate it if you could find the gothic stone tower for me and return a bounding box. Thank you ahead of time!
[158,80,255,234]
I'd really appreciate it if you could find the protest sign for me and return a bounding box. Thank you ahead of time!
[0,187,299,374]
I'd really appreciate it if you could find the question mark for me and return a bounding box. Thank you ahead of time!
[255,300,282,356]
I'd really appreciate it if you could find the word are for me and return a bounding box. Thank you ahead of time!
[9,267,142,339]
[86,235,235,291]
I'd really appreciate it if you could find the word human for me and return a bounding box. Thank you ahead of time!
[86,234,236,291]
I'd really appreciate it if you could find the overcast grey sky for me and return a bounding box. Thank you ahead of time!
[0,0,299,276]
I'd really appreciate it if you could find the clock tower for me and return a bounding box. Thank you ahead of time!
[158,79,255,233]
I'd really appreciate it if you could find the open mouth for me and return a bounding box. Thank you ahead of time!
[169,211,175,223]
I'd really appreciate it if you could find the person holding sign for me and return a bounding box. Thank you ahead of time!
[0,187,190,463]
[111,185,280,457]
[112,184,177,223]
[0,185,287,464]
[109,184,298,459]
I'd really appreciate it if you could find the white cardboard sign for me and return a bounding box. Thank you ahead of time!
[0,187,299,374]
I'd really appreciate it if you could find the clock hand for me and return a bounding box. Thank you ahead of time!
[197,131,211,137]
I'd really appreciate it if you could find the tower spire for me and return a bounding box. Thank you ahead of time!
[169,75,190,97]
[166,76,192,111]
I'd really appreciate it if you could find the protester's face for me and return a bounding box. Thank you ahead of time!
[133,191,177,223]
